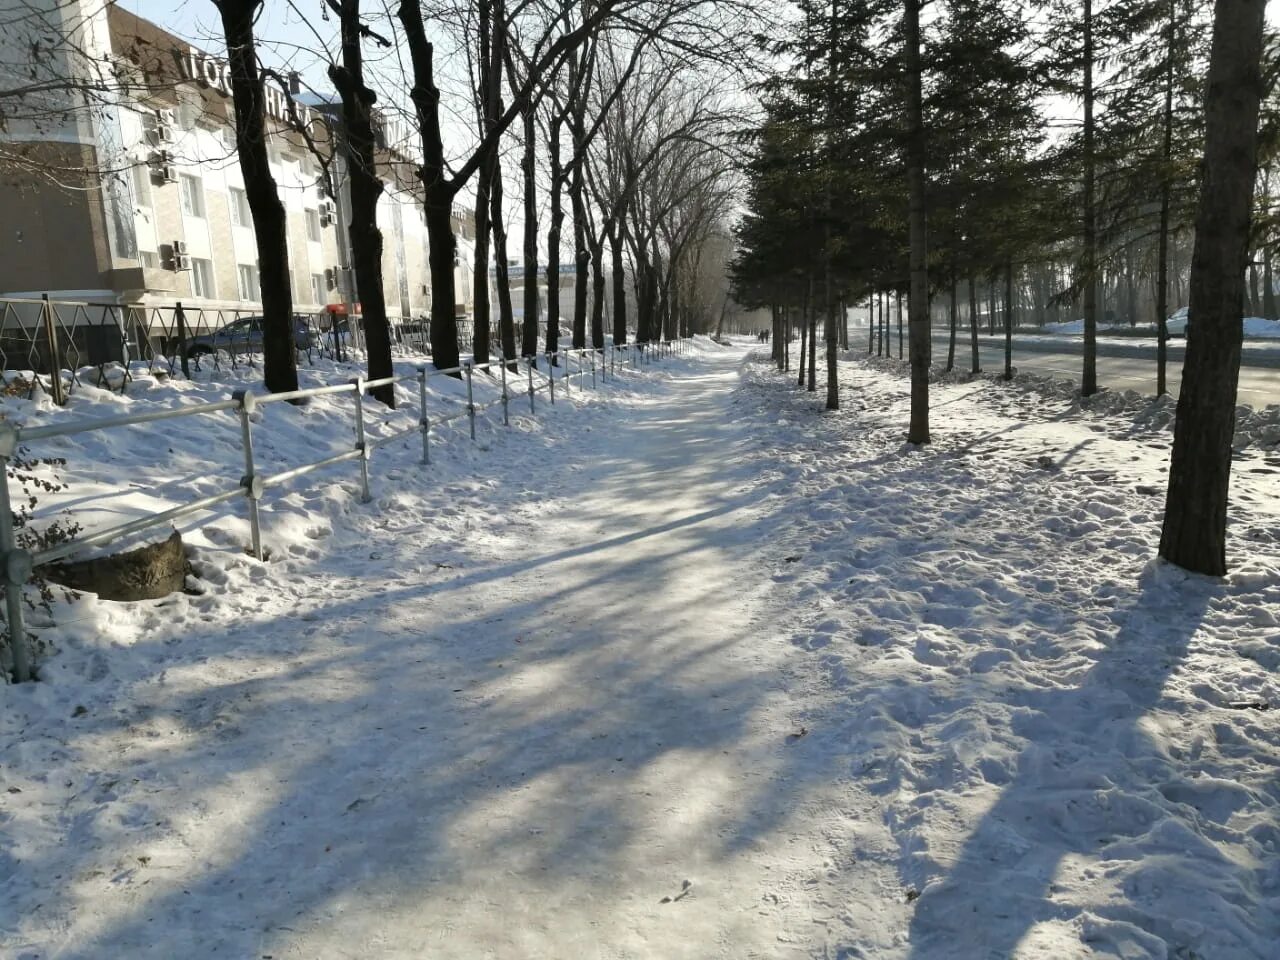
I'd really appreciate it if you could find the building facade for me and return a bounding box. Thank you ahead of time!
[0,2,475,324]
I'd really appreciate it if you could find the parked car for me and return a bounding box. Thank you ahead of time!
[184,315,313,360]
[1165,307,1189,337]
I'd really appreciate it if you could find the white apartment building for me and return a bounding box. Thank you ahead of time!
[0,2,476,324]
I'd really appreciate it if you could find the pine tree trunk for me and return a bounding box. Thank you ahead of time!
[807,274,817,392]
[329,0,392,405]
[969,276,980,374]
[870,295,880,355]
[1004,261,1014,379]
[897,290,904,360]
[798,303,807,386]
[1264,247,1276,320]
[946,268,957,372]
[216,0,298,394]
[1082,0,1099,395]
[1159,0,1266,576]
[1156,0,1174,396]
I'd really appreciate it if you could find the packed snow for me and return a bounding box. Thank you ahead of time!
[1,339,1277,958]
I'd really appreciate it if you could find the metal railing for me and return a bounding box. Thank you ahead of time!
[0,336,692,681]
[0,296,489,399]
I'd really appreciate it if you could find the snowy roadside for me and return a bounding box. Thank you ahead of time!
[737,351,1280,958]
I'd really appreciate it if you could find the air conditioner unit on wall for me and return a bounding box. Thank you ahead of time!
[167,240,190,271]
[318,200,336,227]
[156,108,175,143]
[325,267,338,290]
[148,150,178,184]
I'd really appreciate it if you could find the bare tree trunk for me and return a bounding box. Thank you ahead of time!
[491,155,517,364]
[328,0,393,404]
[546,114,565,359]
[610,221,627,344]
[215,0,298,394]
[1160,0,1266,576]
[399,0,461,370]
[521,106,539,357]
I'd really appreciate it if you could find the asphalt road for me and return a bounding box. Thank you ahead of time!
[914,332,1280,408]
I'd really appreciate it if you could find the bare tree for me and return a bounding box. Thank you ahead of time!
[214,0,299,394]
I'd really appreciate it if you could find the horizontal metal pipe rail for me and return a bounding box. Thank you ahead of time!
[0,338,692,681]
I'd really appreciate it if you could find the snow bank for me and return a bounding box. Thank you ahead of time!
[735,352,1280,959]
[863,354,1280,454]
[1042,312,1280,339]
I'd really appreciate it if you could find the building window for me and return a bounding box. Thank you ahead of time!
[229,187,251,228]
[237,263,261,302]
[310,273,325,305]
[305,208,322,243]
[140,250,158,269]
[190,257,215,298]
[131,163,152,209]
[179,174,205,218]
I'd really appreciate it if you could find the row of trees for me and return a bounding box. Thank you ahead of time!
[733,0,1271,575]
[218,0,746,400]
[1,0,744,403]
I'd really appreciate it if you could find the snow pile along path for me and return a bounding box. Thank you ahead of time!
[2,340,1278,959]
[737,353,1280,959]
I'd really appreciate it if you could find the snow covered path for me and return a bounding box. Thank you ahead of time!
[3,341,1278,959]
[2,346,902,958]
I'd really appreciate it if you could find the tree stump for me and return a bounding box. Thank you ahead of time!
[41,530,188,601]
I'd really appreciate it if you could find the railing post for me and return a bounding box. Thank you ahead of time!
[41,294,66,406]
[418,366,430,465]
[548,353,555,404]
[0,424,32,682]
[232,389,265,561]
[351,377,372,502]
[499,350,510,426]
[527,358,536,413]
[563,351,571,396]
[175,301,191,379]
[464,360,476,440]
[590,348,596,389]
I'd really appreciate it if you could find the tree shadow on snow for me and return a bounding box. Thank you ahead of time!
[897,567,1234,959]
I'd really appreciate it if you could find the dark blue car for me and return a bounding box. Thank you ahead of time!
[185,315,313,361]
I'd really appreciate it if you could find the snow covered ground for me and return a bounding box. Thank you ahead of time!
[2,340,1278,958]
[1040,314,1280,339]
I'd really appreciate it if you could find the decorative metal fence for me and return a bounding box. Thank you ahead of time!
[0,296,494,401]
[0,337,690,682]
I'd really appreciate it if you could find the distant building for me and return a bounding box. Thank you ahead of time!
[0,2,475,323]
